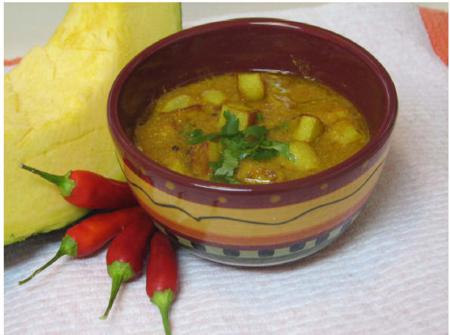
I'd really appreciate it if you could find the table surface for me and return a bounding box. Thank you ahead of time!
[5,3,448,335]
[4,2,448,59]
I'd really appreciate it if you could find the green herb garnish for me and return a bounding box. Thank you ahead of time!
[187,111,291,183]
[187,129,217,144]
[256,112,264,123]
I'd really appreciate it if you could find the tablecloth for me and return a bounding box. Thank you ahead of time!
[5,3,448,334]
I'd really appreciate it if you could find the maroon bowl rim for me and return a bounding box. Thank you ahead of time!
[108,18,398,195]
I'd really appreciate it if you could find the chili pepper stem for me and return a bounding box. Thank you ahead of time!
[100,274,123,320]
[100,261,134,320]
[21,164,75,197]
[151,289,174,335]
[18,250,63,285]
[18,235,77,285]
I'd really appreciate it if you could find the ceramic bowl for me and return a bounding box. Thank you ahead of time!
[108,18,397,266]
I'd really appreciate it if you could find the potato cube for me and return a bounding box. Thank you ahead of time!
[167,159,187,175]
[207,141,222,162]
[190,142,210,177]
[289,141,320,171]
[219,104,250,130]
[162,94,194,113]
[189,141,223,177]
[292,115,323,142]
[201,89,226,106]
[237,73,265,101]
[328,120,363,145]
[236,160,280,184]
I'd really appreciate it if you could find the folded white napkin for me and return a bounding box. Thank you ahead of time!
[5,3,447,334]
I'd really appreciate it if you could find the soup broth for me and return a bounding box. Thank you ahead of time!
[134,72,370,184]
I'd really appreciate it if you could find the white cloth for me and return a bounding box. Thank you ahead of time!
[5,3,448,335]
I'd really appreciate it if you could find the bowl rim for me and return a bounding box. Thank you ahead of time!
[108,17,398,194]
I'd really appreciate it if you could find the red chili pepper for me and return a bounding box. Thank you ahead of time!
[100,216,155,319]
[4,57,22,66]
[146,232,178,335]
[19,207,147,285]
[21,164,137,209]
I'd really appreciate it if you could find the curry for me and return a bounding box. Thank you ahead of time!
[134,72,370,184]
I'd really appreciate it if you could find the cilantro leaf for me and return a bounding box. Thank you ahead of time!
[248,149,279,160]
[187,129,207,144]
[214,148,240,177]
[220,111,240,136]
[187,129,218,144]
[256,113,264,122]
[260,141,291,159]
[244,125,267,140]
[186,110,292,184]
